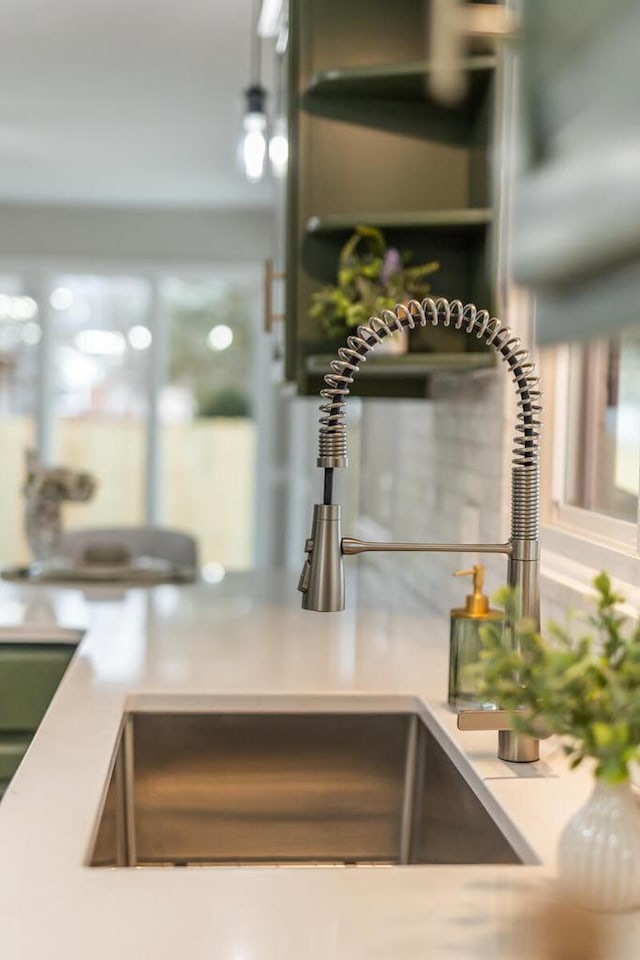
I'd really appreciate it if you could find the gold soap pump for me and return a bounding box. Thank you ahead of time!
[448,564,500,709]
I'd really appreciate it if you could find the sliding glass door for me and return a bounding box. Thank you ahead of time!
[0,266,263,572]
[50,274,150,531]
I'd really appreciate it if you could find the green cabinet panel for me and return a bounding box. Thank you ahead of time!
[0,644,75,732]
[0,733,31,780]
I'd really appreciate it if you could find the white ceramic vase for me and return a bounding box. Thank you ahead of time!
[558,779,640,912]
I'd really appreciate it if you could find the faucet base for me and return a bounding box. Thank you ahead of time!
[498,730,540,763]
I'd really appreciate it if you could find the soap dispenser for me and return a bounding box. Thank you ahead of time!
[448,564,501,709]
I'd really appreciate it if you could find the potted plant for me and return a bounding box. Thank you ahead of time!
[479,572,640,912]
[309,225,440,351]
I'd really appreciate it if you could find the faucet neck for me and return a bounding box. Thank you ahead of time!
[314,298,542,628]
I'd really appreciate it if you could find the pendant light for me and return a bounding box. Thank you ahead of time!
[240,0,268,183]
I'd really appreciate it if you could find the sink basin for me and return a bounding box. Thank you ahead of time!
[90,709,525,868]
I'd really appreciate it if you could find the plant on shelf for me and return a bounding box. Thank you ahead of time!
[309,225,440,340]
[479,572,640,912]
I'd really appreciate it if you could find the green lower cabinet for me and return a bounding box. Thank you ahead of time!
[0,643,75,797]
[0,733,31,786]
[0,644,75,731]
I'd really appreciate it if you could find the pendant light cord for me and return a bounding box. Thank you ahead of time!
[249,0,262,86]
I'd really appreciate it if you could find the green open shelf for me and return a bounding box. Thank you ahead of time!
[300,210,494,312]
[301,57,496,143]
[306,351,495,376]
[286,0,500,396]
[306,208,493,235]
[302,350,496,398]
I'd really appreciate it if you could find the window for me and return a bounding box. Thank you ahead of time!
[565,332,640,524]
[0,268,265,571]
[547,327,640,561]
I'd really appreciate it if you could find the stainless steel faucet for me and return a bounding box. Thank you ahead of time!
[298,298,542,763]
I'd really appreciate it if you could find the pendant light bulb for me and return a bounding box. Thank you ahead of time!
[269,115,288,178]
[241,84,268,183]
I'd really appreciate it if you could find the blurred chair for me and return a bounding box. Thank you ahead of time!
[56,527,198,570]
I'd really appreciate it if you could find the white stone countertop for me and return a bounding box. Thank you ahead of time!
[0,570,638,958]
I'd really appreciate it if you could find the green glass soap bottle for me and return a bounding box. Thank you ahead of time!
[448,564,501,709]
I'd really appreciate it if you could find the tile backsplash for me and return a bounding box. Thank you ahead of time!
[355,371,510,616]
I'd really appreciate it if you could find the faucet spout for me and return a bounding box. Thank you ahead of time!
[298,504,344,612]
[342,538,512,556]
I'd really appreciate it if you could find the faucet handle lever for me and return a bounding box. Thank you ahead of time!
[457,708,548,763]
[457,708,550,738]
[297,540,314,593]
[457,708,516,731]
[297,560,311,594]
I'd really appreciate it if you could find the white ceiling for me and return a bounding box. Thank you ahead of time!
[0,0,275,209]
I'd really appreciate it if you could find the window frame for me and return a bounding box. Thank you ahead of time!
[540,341,640,589]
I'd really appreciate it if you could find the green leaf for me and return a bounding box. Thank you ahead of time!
[478,577,640,783]
[591,722,615,747]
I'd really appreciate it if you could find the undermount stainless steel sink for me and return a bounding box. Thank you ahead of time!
[90,709,525,868]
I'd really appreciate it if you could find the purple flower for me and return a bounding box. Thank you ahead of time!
[381,247,402,285]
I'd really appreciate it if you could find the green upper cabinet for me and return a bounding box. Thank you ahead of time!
[285,0,501,397]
